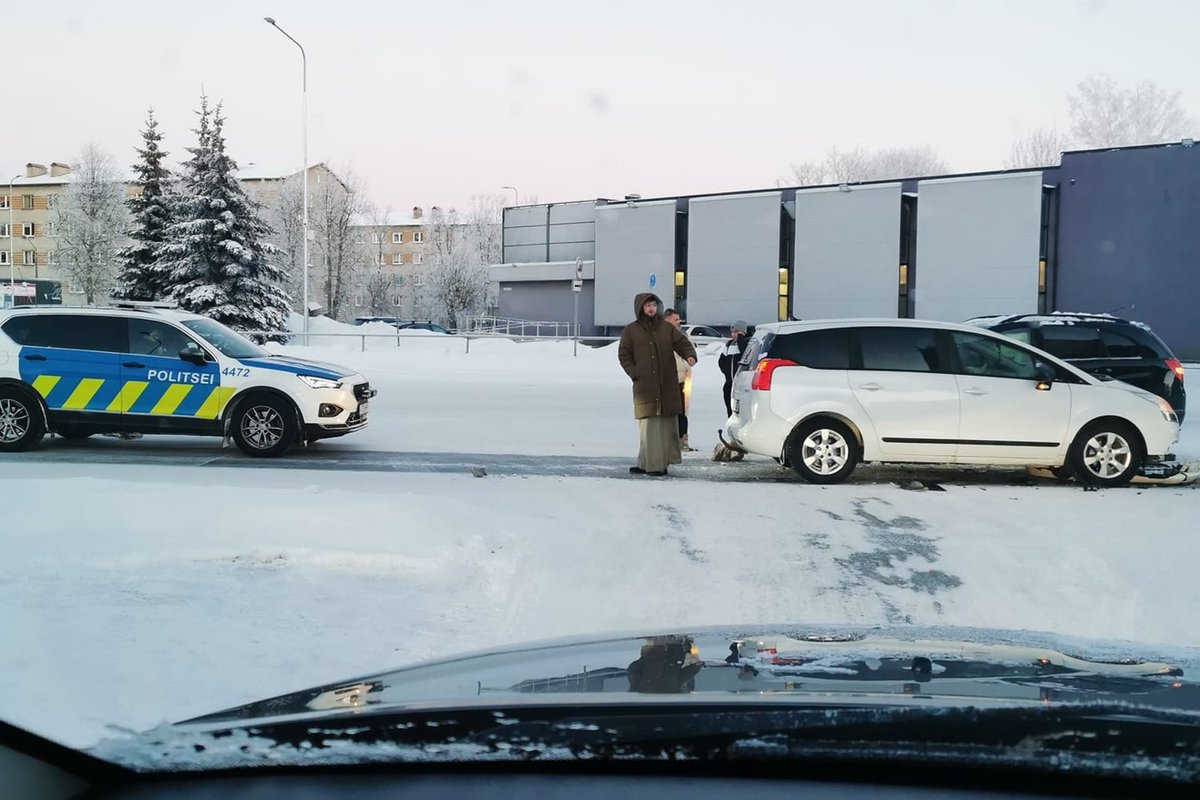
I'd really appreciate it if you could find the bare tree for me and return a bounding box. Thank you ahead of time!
[427,195,503,329]
[268,173,306,310]
[51,144,128,305]
[361,203,395,316]
[780,145,948,186]
[310,167,371,321]
[1068,74,1195,148]
[1005,127,1072,168]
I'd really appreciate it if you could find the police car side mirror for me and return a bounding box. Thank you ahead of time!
[180,344,207,366]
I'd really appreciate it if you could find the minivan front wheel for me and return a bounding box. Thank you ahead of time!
[788,419,858,485]
[1068,421,1143,488]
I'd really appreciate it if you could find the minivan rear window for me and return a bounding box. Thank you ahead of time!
[769,328,851,369]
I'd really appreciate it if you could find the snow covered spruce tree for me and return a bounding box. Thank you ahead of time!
[114,109,173,301]
[156,96,291,332]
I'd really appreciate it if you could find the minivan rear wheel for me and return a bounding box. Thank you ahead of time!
[788,419,858,485]
[1068,420,1143,488]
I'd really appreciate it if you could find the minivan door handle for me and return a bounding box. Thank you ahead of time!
[122,361,145,369]
[857,382,883,391]
[962,387,987,396]
[22,354,47,361]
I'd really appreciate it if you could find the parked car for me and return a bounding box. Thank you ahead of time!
[0,304,375,457]
[399,322,450,334]
[966,313,1186,422]
[679,324,724,344]
[351,316,401,327]
[723,319,1179,487]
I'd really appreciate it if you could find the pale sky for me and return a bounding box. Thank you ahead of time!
[5,0,1197,211]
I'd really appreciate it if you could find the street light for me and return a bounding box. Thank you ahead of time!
[501,186,519,206]
[264,16,310,338]
[6,174,18,309]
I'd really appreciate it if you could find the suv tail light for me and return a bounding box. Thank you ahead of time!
[751,358,798,391]
[1166,358,1184,381]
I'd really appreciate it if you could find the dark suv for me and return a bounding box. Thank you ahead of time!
[969,313,1186,422]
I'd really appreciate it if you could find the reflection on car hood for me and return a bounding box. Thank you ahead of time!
[238,355,358,381]
[184,625,1199,727]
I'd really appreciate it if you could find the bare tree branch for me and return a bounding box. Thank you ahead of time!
[51,143,128,305]
[1005,127,1071,168]
[780,145,949,186]
[1068,73,1196,148]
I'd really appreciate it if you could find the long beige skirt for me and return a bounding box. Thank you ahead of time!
[637,415,682,472]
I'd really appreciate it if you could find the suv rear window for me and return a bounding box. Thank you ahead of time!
[769,328,851,369]
[858,327,942,372]
[1038,325,1105,359]
[1100,327,1160,359]
[11,314,126,352]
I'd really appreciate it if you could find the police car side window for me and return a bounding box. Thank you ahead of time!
[26,315,126,352]
[1,316,34,345]
[128,320,201,358]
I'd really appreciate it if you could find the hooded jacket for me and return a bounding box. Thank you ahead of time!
[617,292,698,419]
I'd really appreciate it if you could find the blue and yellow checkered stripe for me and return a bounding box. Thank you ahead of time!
[32,375,236,419]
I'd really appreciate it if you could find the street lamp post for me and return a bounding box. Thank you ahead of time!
[501,186,519,206]
[264,16,309,339]
[6,174,18,309]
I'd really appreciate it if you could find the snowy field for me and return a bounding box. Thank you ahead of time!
[1,320,1197,750]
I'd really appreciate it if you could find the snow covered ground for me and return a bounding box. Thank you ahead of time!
[0,322,1197,750]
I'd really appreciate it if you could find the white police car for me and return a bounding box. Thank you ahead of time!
[0,303,375,457]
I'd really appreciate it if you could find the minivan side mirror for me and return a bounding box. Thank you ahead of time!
[1034,361,1055,390]
[179,343,207,366]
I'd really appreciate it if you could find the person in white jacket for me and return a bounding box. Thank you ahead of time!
[664,309,695,451]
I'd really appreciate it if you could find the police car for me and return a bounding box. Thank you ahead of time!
[0,303,375,457]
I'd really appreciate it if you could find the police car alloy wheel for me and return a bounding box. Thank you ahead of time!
[0,387,46,452]
[231,395,298,458]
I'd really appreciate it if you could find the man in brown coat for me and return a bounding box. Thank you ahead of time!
[618,292,698,476]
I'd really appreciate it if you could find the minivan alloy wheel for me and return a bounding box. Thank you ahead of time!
[801,428,850,475]
[1081,431,1133,480]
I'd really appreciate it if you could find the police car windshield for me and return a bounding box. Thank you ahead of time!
[181,319,269,359]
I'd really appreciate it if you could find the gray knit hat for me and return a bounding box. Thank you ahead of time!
[731,320,748,333]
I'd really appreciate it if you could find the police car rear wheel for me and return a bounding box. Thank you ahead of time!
[232,396,297,458]
[0,388,46,452]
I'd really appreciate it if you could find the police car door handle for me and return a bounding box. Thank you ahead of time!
[22,354,46,361]
[123,361,145,369]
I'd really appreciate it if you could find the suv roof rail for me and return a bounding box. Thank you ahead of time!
[108,299,178,311]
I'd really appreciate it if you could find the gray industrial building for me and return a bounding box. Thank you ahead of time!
[491,141,1200,357]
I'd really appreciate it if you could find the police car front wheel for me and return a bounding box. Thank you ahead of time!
[231,395,298,458]
[0,387,46,452]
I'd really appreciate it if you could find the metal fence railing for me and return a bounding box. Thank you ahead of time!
[248,329,620,355]
[459,316,579,339]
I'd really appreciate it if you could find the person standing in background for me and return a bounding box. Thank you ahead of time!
[718,320,749,418]
[663,308,695,452]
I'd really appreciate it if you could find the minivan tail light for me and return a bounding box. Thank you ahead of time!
[751,358,798,391]
[1165,358,1184,381]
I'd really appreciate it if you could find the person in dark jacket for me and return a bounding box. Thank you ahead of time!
[617,293,698,476]
[718,320,749,418]
[627,636,703,694]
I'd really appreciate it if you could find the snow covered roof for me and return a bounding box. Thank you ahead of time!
[8,174,73,186]
[350,211,429,227]
[235,162,323,181]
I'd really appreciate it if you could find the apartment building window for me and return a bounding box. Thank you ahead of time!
[46,194,58,208]
[353,294,364,308]
[412,231,423,244]
[22,222,34,238]
[0,223,8,238]
[22,251,36,266]
[45,222,57,237]
[0,251,8,265]
[47,250,57,265]
[413,274,425,287]
[392,232,403,244]
[391,294,402,307]
[0,196,8,210]
[413,253,423,265]
[392,253,403,265]
[376,253,386,266]
[68,279,83,294]
[21,195,34,210]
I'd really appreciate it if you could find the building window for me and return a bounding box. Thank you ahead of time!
[22,250,36,266]
[391,294,402,307]
[0,251,8,265]
[392,232,403,244]
[413,253,423,265]
[372,232,384,244]
[45,222,57,237]
[414,273,426,287]
[47,250,57,265]
[0,223,8,238]
[46,194,58,208]
[778,267,789,322]
[22,222,34,238]
[68,279,82,294]
[0,196,8,210]
[21,195,34,210]
[376,253,386,266]
[392,253,402,266]
[412,231,423,244]
[353,294,364,307]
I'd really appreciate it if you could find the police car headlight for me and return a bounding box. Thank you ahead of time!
[298,375,343,390]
